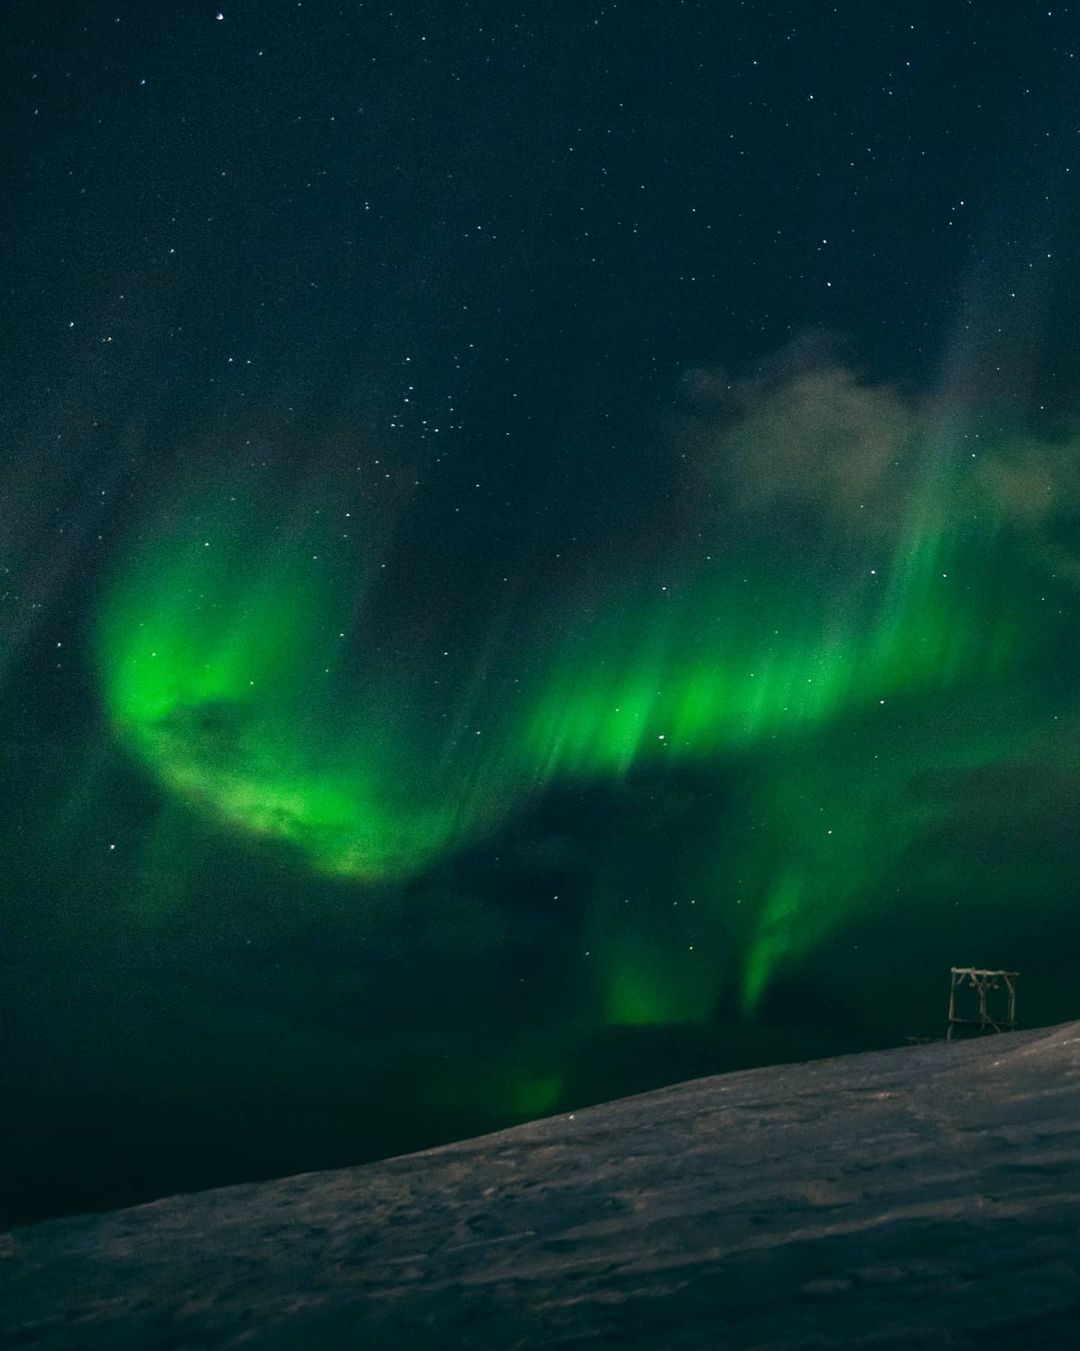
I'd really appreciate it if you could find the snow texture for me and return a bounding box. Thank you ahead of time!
[3,1023,1080,1348]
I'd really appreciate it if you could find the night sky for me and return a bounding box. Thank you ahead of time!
[5,1,1080,1225]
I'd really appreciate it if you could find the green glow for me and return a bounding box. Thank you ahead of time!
[96,490,516,880]
[742,871,805,1015]
[522,536,1012,781]
[95,429,1047,1025]
[428,1056,565,1120]
[604,945,715,1026]
[507,1072,564,1118]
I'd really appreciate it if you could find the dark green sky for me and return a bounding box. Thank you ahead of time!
[4,1,1080,1225]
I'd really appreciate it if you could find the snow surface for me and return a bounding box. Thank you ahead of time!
[3,1023,1080,1348]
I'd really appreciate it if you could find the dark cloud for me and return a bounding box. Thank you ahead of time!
[670,340,1080,587]
[671,344,915,538]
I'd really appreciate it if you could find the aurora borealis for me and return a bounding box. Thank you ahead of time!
[95,420,1034,995]
[90,374,1070,1043]
[5,1,1080,1224]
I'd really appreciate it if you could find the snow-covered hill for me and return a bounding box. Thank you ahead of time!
[3,1023,1079,1348]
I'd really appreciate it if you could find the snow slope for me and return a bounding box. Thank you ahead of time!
[3,1023,1079,1349]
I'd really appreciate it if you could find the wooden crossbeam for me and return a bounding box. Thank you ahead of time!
[947,967,1018,1041]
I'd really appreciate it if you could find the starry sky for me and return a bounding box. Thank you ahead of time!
[4,0,1080,1224]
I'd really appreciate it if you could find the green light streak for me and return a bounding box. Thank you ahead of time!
[94,435,1043,1024]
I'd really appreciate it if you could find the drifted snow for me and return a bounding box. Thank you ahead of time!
[3,1024,1080,1348]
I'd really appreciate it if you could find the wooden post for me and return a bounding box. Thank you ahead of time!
[947,967,1018,1041]
[947,970,957,1041]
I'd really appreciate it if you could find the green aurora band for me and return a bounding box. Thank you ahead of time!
[95,424,1067,1026]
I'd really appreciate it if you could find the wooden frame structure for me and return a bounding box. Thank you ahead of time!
[947,967,1018,1041]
